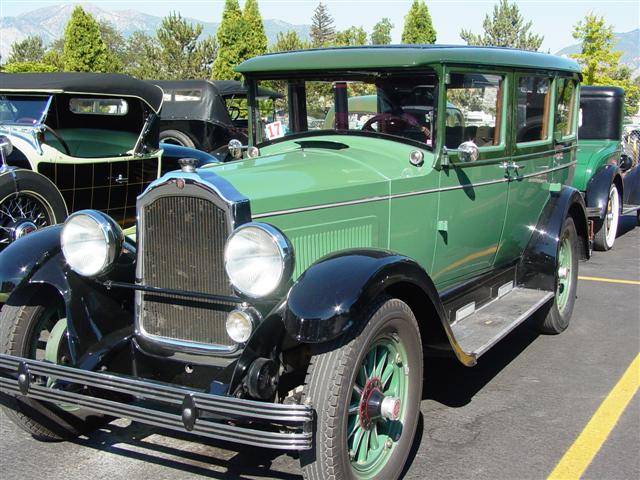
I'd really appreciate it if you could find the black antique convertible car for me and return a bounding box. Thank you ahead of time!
[151,79,282,154]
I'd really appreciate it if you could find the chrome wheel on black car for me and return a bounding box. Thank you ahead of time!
[301,297,423,480]
[593,184,620,251]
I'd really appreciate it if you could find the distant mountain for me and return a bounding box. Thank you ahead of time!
[0,2,311,60]
[556,28,640,76]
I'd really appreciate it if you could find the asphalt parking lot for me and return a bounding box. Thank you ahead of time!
[1,215,638,480]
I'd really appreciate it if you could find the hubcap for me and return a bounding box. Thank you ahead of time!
[556,236,573,313]
[348,336,408,478]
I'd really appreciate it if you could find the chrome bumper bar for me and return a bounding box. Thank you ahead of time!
[0,354,313,450]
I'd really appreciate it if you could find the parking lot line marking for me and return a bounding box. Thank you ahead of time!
[547,353,640,480]
[578,276,640,286]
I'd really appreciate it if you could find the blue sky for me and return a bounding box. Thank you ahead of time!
[1,0,638,52]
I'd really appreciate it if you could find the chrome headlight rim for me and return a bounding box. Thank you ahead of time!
[61,210,124,278]
[224,222,294,299]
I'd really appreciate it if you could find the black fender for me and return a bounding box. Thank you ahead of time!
[585,164,623,218]
[282,249,475,365]
[518,186,590,292]
[160,143,222,168]
[621,163,640,206]
[0,225,136,363]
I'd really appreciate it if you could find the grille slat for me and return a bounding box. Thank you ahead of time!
[139,195,234,347]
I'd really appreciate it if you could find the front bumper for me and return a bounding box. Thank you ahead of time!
[0,353,313,450]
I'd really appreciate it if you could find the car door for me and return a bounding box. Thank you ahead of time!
[494,72,556,265]
[432,69,510,288]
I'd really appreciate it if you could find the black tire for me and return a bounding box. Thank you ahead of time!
[0,169,67,249]
[0,294,94,440]
[300,297,423,480]
[538,217,579,334]
[159,129,196,148]
[593,183,620,251]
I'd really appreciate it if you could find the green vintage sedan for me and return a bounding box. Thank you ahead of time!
[0,46,590,480]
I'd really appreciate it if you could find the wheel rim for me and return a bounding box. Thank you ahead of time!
[604,186,619,248]
[0,191,54,247]
[161,136,185,146]
[556,236,573,313]
[347,334,408,478]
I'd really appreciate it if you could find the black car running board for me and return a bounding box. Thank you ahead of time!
[450,287,554,360]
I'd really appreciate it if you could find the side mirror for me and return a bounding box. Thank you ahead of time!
[458,140,479,163]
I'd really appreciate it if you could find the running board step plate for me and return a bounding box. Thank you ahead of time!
[622,204,640,215]
[451,287,554,360]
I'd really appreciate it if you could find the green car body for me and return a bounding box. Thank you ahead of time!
[0,46,593,479]
[573,86,640,251]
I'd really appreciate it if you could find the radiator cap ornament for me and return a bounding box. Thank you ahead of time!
[178,157,197,173]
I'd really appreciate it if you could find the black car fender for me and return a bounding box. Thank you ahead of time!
[621,163,640,206]
[518,186,590,292]
[282,249,475,365]
[0,226,136,362]
[585,164,623,218]
[160,143,221,168]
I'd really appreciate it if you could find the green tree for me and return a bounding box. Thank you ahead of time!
[3,61,57,73]
[62,6,113,72]
[212,0,245,80]
[271,30,307,52]
[97,21,126,72]
[571,13,639,116]
[371,18,393,45]
[8,36,46,63]
[243,0,268,59]
[335,26,368,47]
[123,31,162,79]
[401,0,436,44]
[310,2,335,47]
[460,0,543,51]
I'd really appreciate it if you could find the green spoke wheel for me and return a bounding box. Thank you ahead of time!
[301,297,423,480]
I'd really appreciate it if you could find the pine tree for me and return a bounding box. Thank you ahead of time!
[335,26,368,47]
[460,0,543,51]
[243,0,268,59]
[371,18,393,45]
[212,0,245,80]
[271,30,306,53]
[572,14,639,116]
[62,6,112,72]
[310,2,335,47]
[401,0,436,44]
[8,36,46,64]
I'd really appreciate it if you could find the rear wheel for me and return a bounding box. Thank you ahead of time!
[300,298,423,480]
[538,217,579,334]
[159,129,196,148]
[0,294,95,440]
[593,183,620,251]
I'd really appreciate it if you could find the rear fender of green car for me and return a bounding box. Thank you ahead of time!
[584,163,624,218]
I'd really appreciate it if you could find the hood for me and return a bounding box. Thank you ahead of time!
[204,135,431,216]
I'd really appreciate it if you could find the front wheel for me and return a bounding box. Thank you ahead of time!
[593,183,620,251]
[300,298,423,480]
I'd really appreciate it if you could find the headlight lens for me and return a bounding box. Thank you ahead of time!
[224,223,293,298]
[61,210,123,277]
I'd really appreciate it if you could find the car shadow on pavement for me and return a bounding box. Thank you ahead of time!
[617,214,638,237]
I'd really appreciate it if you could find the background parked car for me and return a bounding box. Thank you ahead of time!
[0,72,217,251]
[574,86,640,250]
[150,79,282,156]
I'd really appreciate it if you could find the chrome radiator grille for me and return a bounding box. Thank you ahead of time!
[139,195,235,347]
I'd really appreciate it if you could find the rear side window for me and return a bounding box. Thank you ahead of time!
[69,98,128,115]
[174,89,202,102]
[445,72,505,149]
[555,78,577,138]
[516,76,551,143]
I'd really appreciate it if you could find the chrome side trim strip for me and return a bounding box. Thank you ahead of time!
[253,161,576,219]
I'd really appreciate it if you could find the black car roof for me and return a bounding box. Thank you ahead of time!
[0,72,164,113]
[150,79,282,99]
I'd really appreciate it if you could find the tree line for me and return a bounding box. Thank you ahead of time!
[2,0,638,115]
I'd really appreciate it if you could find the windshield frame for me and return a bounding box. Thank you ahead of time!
[245,68,439,151]
[0,94,53,127]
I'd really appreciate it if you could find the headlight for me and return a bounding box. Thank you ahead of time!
[224,223,293,298]
[61,210,123,277]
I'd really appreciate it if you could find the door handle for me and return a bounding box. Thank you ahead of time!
[508,162,526,171]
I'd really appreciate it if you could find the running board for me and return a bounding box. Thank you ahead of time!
[622,204,640,215]
[450,287,554,361]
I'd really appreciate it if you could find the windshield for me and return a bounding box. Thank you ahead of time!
[252,70,437,148]
[0,95,51,125]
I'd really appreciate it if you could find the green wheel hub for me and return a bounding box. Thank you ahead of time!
[347,335,408,478]
[556,236,573,313]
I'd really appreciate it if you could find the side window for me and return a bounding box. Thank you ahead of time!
[445,72,505,149]
[516,76,551,143]
[555,78,577,138]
